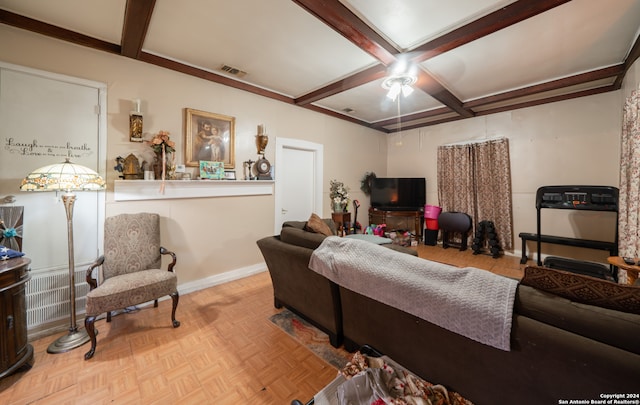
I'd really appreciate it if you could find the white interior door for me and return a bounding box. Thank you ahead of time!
[0,62,106,273]
[274,138,323,234]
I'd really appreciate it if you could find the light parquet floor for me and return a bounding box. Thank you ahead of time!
[0,244,525,404]
[417,244,526,280]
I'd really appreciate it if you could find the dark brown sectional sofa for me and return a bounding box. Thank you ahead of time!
[256,219,416,347]
[257,219,640,405]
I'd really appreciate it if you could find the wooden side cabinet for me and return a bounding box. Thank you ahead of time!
[369,208,424,239]
[331,212,351,234]
[0,257,33,380]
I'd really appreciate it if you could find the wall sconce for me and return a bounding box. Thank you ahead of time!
[129,99,143,142]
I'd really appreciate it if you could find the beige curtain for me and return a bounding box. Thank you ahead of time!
[437,138,513,250]
[437,143,474,214]
[618,85,640,283]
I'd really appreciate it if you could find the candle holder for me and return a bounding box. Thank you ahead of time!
[255,124,268,155]
[129,99,143,142]
[254,124,272,180]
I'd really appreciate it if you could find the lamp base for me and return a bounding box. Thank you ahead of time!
[47,328,91,354]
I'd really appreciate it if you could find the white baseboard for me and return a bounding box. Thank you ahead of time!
[177,263,268,295]
[28,262,268,342]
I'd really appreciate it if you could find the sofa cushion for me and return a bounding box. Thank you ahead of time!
[280,226,328,250]
[384,244,419,256]
[85,269,177,316]
[282,220,306,229]
[344,234,393,244]
[521,265,640,315]
[283,217,337,234]
[279,226,418,256]
[344,234,417,255]
[304,213,334,236]
[515,284,640,355]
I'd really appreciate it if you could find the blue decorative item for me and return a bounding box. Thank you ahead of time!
[3,227,18,238]
[0,246,25,260]
[0,206,23,251]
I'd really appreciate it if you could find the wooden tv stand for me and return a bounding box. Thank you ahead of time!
[368,208,423,238]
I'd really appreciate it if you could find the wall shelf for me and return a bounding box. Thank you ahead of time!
[114,180,274,201]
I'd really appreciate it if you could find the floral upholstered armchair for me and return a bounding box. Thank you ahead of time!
[83,212,180,360]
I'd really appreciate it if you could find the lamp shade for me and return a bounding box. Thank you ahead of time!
[382,74,417,102]
[20,158,105,192]
[386,81,402,101]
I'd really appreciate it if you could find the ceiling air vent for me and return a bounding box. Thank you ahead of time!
[220,64,247,78]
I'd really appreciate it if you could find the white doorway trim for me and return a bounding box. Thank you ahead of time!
[0,61,107,266]
[274,137,323,234]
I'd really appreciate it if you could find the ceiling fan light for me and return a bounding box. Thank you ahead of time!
[383,73,416,101]
[401,84,414,98]
[386,82,402,101]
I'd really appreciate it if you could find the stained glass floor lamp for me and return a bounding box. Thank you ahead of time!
[21,158,105,353]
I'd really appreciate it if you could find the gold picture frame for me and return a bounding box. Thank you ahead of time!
[184,108,235,168]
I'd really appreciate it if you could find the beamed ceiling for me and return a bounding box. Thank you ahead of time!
[1,0,639,133]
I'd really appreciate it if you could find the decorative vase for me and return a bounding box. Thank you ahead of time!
[153,151,173,180]
[256,134,268,155]
[256,124,268,155]
[332,202,347,212]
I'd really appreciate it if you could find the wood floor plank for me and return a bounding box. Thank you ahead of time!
[0,245,525,404]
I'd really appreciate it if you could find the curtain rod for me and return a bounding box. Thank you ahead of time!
[441,136,507,147]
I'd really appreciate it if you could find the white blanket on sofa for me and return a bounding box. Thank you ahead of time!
[308,236,518,351]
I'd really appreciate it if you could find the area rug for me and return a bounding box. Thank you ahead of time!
[269,309,351,369]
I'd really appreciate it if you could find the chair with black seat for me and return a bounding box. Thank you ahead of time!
[439,211,473,251]
[83,212,180,360]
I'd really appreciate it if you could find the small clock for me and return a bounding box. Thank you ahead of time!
[254,157,272,180]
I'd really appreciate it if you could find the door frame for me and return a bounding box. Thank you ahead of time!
[274,137,323,234]
[0,61,107,268]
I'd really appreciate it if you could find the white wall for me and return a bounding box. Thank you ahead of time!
[0,25,388,286]
[622,56,640,98]
[386,83,626,263]
[2,23,638,278]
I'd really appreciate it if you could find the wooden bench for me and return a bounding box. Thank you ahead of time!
[518,232,618,264]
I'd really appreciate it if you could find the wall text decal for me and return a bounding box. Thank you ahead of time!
[4,137,94,159]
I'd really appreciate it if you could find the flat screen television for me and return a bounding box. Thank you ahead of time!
[370,177,426,211]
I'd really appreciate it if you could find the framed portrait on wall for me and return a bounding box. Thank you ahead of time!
[184,108,235,168]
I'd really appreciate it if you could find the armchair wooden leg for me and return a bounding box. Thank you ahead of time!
[170,292,180,328]
[84,316,97,360]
